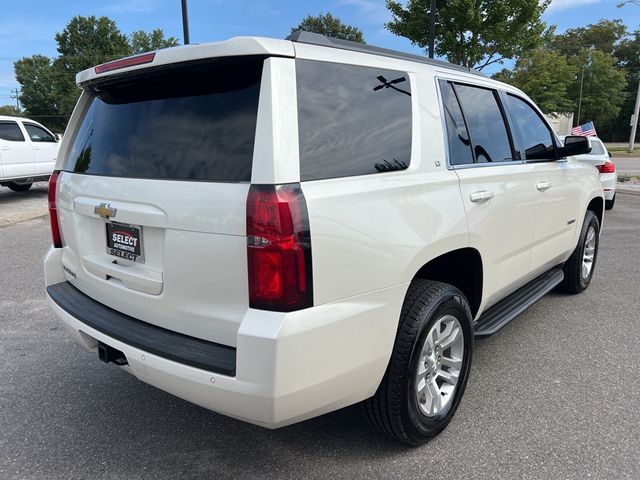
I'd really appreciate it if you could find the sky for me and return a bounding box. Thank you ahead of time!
[1,0,639,106]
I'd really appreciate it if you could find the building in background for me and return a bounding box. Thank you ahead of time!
[544,113,574,136]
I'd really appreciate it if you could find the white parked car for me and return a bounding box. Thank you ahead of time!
[0,115,59,191]
[561,135,617,210]
[44,32,603,445]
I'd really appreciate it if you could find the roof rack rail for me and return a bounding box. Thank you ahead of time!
[286,31,484,77]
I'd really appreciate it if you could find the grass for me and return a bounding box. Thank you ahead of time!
[618,175,639,183]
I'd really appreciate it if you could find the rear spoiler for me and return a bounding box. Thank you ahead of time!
[76,36,295,87]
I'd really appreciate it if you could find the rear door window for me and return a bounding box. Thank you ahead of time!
[454,84,515,163]
[24,123,56,143]
[506,94,557,160]
[0,122,25,142]
[64,57,263,182]
[296,60,412,181]
[439,80,473,166]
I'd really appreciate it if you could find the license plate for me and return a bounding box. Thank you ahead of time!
[106,221,144,263]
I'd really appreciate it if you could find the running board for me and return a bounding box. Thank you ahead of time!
[474,268,564,338]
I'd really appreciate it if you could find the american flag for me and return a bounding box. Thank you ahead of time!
[571,121,597,137]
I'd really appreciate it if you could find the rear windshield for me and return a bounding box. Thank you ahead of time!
[64,57,263,182]
[589,139,606,155]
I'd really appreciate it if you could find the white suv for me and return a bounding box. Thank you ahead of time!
[0,116,59,191]
[44,32,603,444]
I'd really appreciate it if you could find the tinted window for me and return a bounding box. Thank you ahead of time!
[0,122,25,141]
[297,60,412,181]
[454,84,514,163]
[439,81,473,165]
[24,123,56,143]
[589,139,606,155]
[507,95,556,160]
[64,57,263,181]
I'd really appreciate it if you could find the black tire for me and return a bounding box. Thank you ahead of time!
[365,280,473,445]
[558,210,600,294]
[7,182,32,192]
[605,194,615,211]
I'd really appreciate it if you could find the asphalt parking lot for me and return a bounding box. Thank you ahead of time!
[1,192,639,479]
[0,183,48,227]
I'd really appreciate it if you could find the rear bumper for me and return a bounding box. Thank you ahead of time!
[44,247,406,428]
[47,282,236,375]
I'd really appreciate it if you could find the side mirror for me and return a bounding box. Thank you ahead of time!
[561,135,591,157]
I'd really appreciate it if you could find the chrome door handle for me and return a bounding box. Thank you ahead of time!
[470,190,495,202]
[536,181,553,191]
[0,146,9,151]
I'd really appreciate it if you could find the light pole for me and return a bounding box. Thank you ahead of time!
[576,65,585,126]
[181,0,190,45]
[628,81,640,153]
[428,0,436,59]
[618,0,639,152]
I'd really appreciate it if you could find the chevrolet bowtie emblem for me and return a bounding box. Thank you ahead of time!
[94,203,117,219]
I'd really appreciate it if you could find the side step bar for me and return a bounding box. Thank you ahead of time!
[474,268,564,338]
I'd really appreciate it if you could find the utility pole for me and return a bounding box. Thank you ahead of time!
[181,0,190,45]
[617,0,640,151]
[628,81,640,153]
[576,65,585,127]
[428,0,437,59]
[10,88,20,113]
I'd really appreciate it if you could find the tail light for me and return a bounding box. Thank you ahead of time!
[246,184,313,312]
[48,171,63,248]
[596,161,615,174]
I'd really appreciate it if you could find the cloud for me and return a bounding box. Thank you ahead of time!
[338,0,391,24]
[546,0,605,12]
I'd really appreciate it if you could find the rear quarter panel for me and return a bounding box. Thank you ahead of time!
[296,62,469,305]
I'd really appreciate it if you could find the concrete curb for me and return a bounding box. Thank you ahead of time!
[617,186,640,196]
[0,210,48,228]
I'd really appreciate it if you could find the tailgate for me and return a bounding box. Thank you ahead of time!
[54,57,264,347]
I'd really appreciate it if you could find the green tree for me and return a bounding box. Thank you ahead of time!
[130,29,179,54]
[13,55,62,130]
[493,48,577,113]
[52,16,131,122]
[292,13,365,43]
[0,105,21,116]
[605,29,640,141]
[570,49,627,127]
[14,16,177,132]
[549,19,627,57]
[386,0,549,70]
